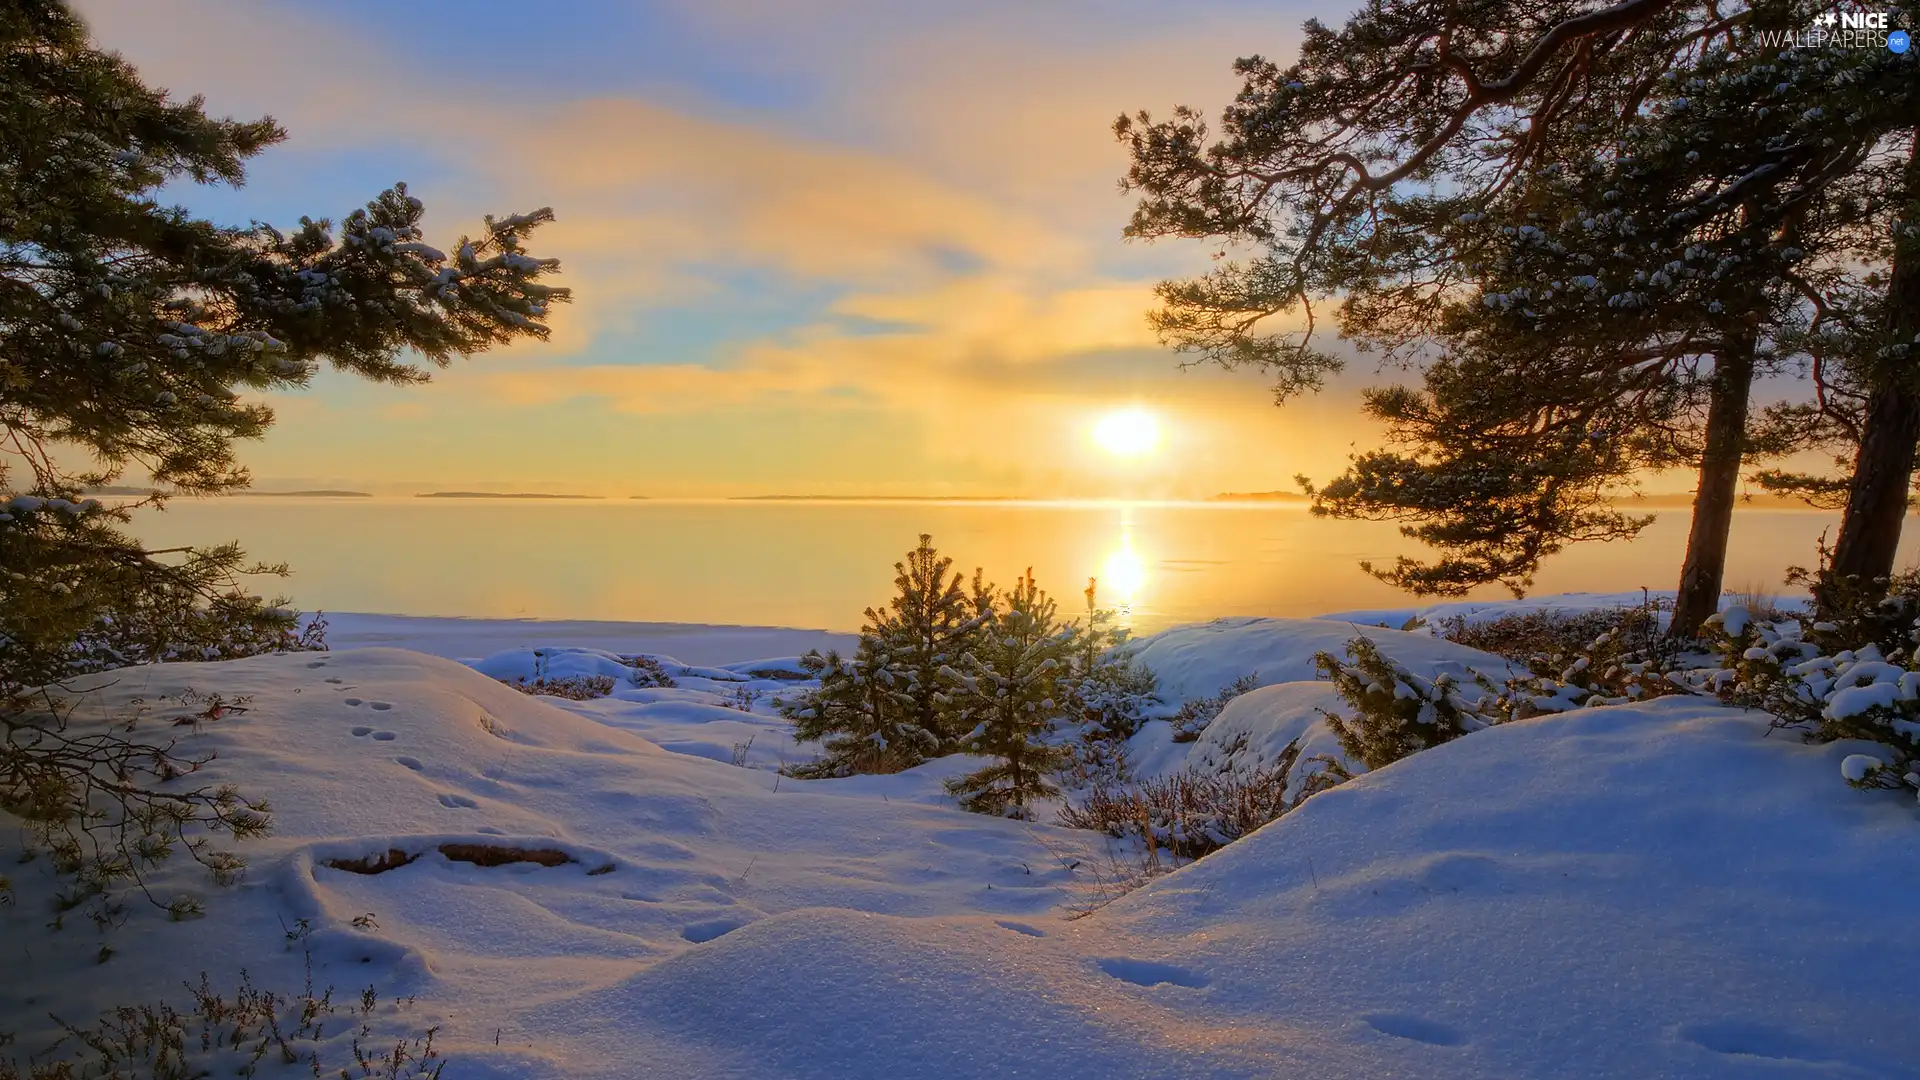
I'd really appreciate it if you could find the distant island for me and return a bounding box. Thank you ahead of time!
[1209,491,1311,502]
[416,491,603,499]
[234,489,370,497]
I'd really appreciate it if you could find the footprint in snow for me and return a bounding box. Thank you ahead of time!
[343,698,364,707]
[369,701,392,711]
[325,677,344,685]
[394,756,424,771]
[351,726,373,737]
[371,731,396,741]
[1363,1013,1468,1047]
[306,661,326,669]
[1096,958,1207,989]
[1677,1022,1831,1063]
[995,920,1046,938]
[436,793,478,809]
[681,916,754,944]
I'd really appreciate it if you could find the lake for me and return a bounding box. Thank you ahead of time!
[122,498,1917,635]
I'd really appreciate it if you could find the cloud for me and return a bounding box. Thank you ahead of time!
[71,0,1365,495]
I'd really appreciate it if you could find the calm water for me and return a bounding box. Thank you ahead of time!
[123,499,1917,634]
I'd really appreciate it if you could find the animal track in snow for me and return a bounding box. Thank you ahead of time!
[437,793,479,809]
[394,756,423,771]
[343,698,364,707]
[371,731,397,741]
[369,701,392,711]
[1363,1013,1468,1047]
[1095,958,1207,989]
[351,726,373,737]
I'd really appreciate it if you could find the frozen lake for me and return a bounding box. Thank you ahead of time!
[124,497,1914,635]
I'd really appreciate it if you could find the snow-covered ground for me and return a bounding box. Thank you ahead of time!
[8,595,1916,1079]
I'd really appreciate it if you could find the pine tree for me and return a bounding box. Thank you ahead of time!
[941,570,1077,819]
[0,1,570,687]
[1117,1,1916,631]
[0,1,568,921]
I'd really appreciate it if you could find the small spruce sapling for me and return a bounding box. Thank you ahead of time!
[778,536,988,775]
[1070,578,1161,741]
[1314,638,1498,770]
[941,570,1078,818]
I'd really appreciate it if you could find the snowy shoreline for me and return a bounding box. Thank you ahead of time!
[313,590,1776,667]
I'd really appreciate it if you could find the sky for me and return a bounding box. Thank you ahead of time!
[68,0,1414,498]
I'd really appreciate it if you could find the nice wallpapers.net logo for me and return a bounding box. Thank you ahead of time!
[1788,10,1910,50]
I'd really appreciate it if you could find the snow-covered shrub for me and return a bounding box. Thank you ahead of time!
[1320,564,1920,804]
[1058,737,1341,858]
[0,966,446,1080]
[1434,606,1644,664]
[1693,569,1920,800]
[496,674,617,701]
[1169,673,1260,743]
[1313,638,1501,769]
[620,655,677,689]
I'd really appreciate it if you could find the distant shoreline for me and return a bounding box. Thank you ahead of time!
[84,486,371,497]
[417,492,604,499]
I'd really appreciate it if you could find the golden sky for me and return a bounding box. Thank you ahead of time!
[76,0,1423,497]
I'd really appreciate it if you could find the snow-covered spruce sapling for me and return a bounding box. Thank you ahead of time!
[779,536,986,775]
[1314,638,1500,770]
[940,570,1078,819]
[863,535,991,748]
[1069,579,1162,743]
[780,640,941,778]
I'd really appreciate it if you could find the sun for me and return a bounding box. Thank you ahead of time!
[1092,408,1161,458]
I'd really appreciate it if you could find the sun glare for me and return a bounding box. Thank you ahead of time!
[1092,408,1161,458]
[1101,544,1148,604]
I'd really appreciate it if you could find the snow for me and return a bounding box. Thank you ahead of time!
[1842,753,1886,782]
[8,598,1919,1079]
[1123,615,1518,703]
[1176,681,1361,797]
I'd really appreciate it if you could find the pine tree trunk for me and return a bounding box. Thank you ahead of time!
[1670,331,1759,638]
[1828,382,1920,593]
[1828,141,1920,605]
